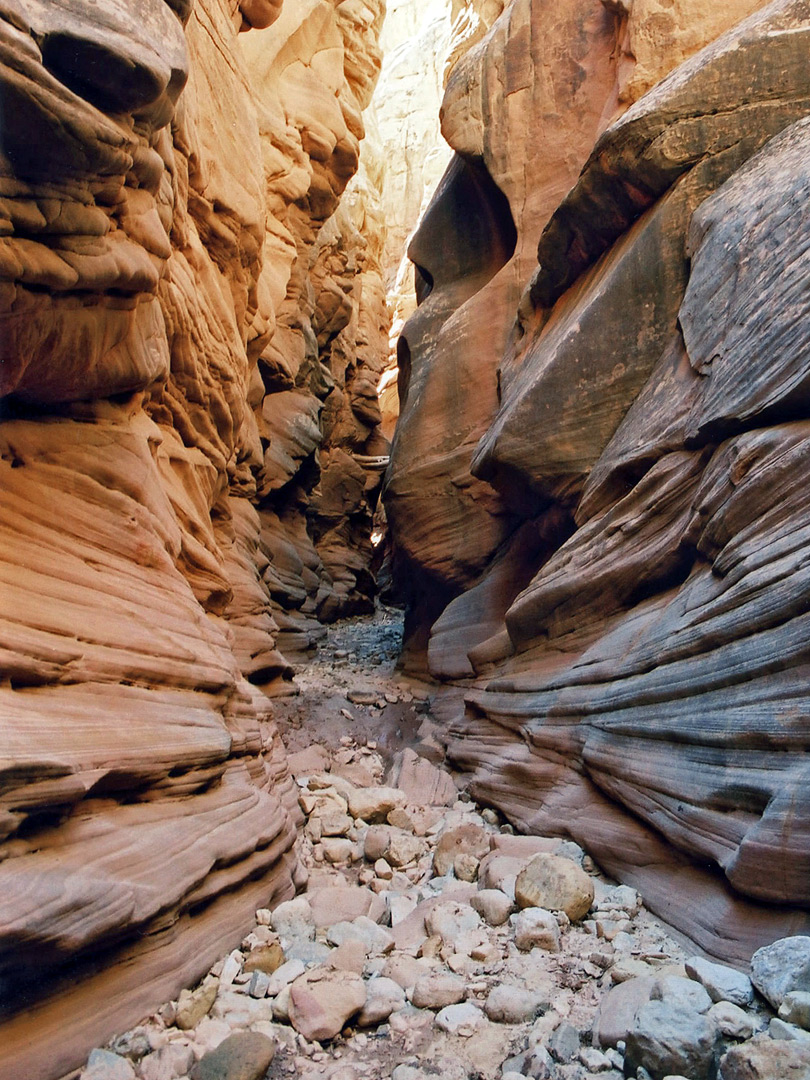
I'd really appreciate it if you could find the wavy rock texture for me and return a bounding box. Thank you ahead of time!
[0,1,385,1076]
[386,0,810,961]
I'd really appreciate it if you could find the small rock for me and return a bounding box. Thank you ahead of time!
[374,857,393,879]
[82,1050,136,1080]
[382,954,431,990]
[549,1023,580,1063]
[176,977,219,1030]
[248,971,270,999]
[485,985,540,1024]
[321,837,356,864]
[770,1017,810,1042]
[624,1000,719,1080]
[453,853,480,882]
[425,900,482,944]
[218,950,242,988]
[594,976,657,1048]
[139,1044,195,1080]
[283,940,332,966]
[718,1034,810,1079]
[288,969,366,1041]
[272,984,292,1022]
[780,991,810,1031]
[387,832,426,867]
[471,888,514,926]
[652,975,713,1014]
[320,812,354,837]
[108,1029,152,1062]
[270,897,315,943]
[357,977,406,1025]
[348,786,406,823]
[685,956,755,1007]
[433,824,491,877]
[434,1002,484,1036]
[328,938,368,974]
[388,894,417,925]
[266,958,306,995]
[189,1032,275,1080]
[515,854,594,922]
[707,1001,760,1040]
[513,907,561,952]
[579,1047,612,1072]
[243,942,285,975]
[411,972,467,1009]
[307,885,386,928]
[750,936,810,1008]
[364,825,392,861]
[326,916,394,955]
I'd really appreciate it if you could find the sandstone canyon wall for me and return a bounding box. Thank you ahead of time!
[385,0,810,964]
[0,1,385,1076]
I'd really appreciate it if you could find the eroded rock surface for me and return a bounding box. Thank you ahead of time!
[0,1,387,1075]
[385,0,810,961]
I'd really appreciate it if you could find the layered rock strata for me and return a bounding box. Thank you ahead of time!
[0,1,385,1076]
[385,0,810,961]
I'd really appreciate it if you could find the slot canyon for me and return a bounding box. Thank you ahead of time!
[2,1,810,1078]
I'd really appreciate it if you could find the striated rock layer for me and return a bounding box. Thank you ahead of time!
[0,1,386,1077]
[385,0,810,963]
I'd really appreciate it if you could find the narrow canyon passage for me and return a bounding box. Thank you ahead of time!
[68,603,765,1080]
[3,0,810,1078]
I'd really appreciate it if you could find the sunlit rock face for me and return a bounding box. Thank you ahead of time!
[386,0,810,961]
[0,1,383,1076]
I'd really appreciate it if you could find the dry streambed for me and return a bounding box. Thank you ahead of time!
[75,613,810,1080]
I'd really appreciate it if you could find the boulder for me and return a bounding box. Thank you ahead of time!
[514,854,594,921]
[288,970,367,1041]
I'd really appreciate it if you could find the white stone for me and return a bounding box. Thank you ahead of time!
[434,1002,484,1036]
[513,907,561,952]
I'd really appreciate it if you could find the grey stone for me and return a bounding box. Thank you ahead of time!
[549,1023,580,1063]
[770,1017,810,1043]
[283,939,332,965]
[750,936,810,1009]
[686,956,755,1007]
[434,1001,484,1036]
[269,896,315,943]
[779,990,810,1031]
[707,1001,760,1041]
[248,970,270,999]
[625,1000,719,1080]
[189,1033,275,1080]
[357,977,406,1025]
[513,907,561,952]
[326,916,394,955]
[652,974,713,1014]
[593,976,657,1048]
[82,1051,137,1080]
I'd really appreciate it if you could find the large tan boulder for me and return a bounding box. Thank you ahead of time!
[515,855,594,922]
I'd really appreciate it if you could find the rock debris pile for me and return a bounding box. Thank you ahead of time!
[75,615,810,1080]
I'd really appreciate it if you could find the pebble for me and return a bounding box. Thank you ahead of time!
[411,972,467,1009]
[485,984,541,1024]
[512,907,561,952]
[471,888,514,926]
[434,1002,484,1036]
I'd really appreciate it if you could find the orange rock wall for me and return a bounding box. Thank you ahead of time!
[0,1,385,1076]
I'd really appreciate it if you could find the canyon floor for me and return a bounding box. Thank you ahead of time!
[74,607,800,1080]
